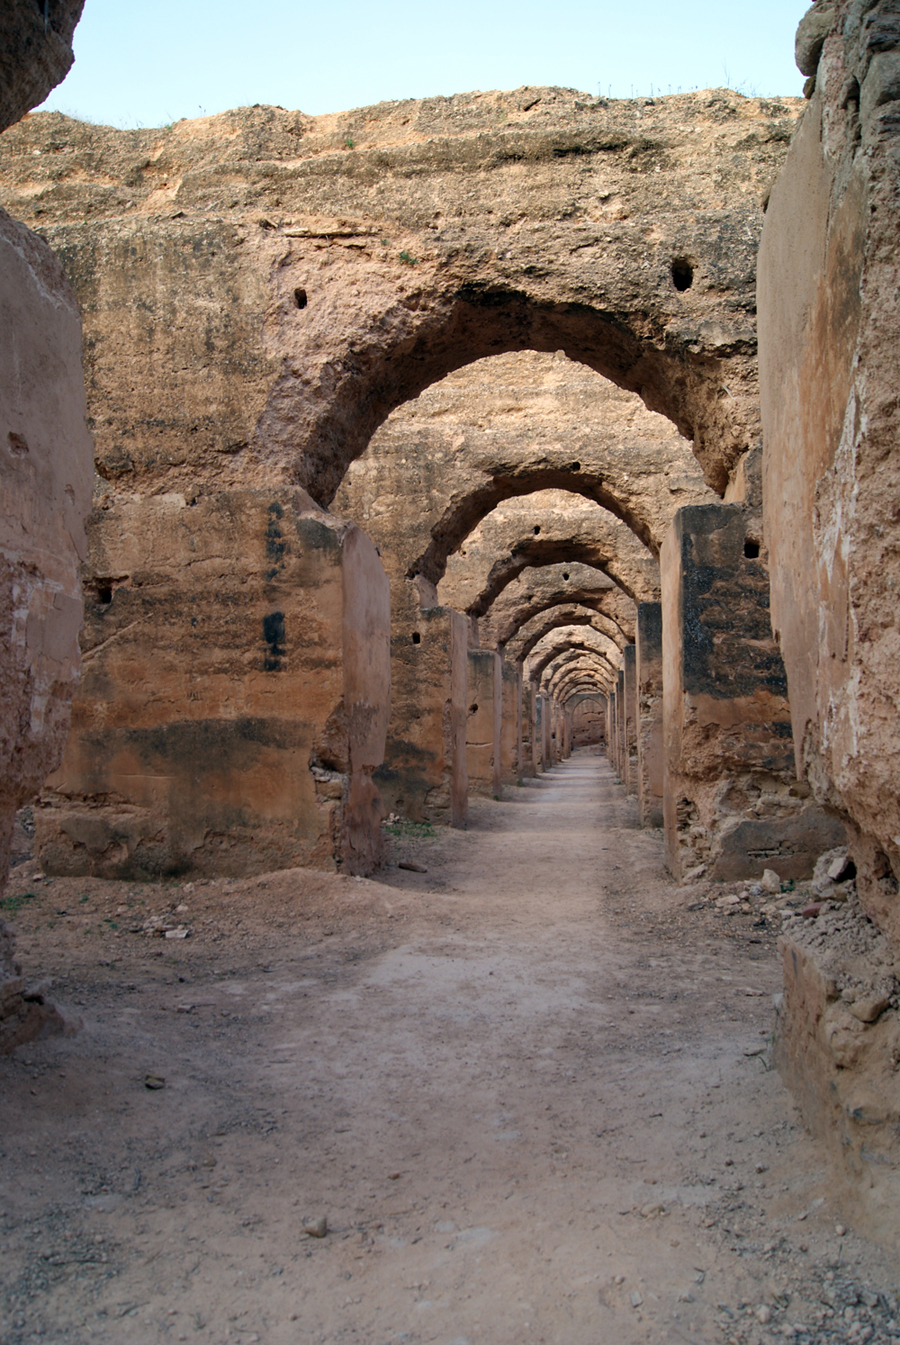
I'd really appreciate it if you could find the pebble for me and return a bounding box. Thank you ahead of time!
[398,861,428,873]
[144,1074,165,1090]
[303,1216,328,1238]
[756,1305,772,1323]
[630,1290,643,1308]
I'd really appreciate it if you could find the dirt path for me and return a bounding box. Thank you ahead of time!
[2,750,899,1345]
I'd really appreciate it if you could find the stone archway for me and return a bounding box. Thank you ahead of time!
[479,563,638,649]
[467,536,657,616]
[508,606,629,663]
[0,89,800,876]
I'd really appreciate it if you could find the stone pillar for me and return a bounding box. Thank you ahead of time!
[374,589,468,828]
[532,687,543,773]
[624,645,637,796]
[519,668,534,778]
[616,671,626,781]
[466,649,502,798]
[500,660,521,786]
[542,696,552,769]
[607,690,616,770]
[637,602,664,828]
[661,503,844,882]
[38,491,396,877]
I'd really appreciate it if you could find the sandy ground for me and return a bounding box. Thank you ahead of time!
[2,750,900,1345]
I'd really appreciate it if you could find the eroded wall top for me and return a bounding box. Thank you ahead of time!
[0,87,802,501]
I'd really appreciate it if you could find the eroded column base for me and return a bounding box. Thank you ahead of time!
[775,900,900,1246]
[0,919,80,1056]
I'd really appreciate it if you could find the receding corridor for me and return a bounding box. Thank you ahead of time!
[1,752,897,1345]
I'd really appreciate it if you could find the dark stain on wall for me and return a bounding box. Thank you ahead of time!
[263,610,286,671]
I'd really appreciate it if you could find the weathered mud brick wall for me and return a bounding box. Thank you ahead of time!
[373,604,468,825]
[549,701,561,764]
[519,676,534,778]
[466,649,501,797]
[499,661,521,785]
[0,215,93,1051]
[38,491,391,877]
[1,0,92,1052]
[571,695,606,747]
[661,502,843,882]
[1,211,93,883]
[623,645,637,795]
[761,0,900,939]
[759,0,900,1195]
[636,602,664,827]
[0,85,802,870]
[534,694,545,773]
[774,898,900,1239]
[525,689,537,774]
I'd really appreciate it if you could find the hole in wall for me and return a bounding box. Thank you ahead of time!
[412,631,421,644]
[743,539,760,559]
[874,850,899,896]
[8,431,28,455]
[293,287,308,309]
[533,525,541,535]
[469,703,479,714]
[671,257,694,292]
[562,572,570,580]
[96,584,113,605]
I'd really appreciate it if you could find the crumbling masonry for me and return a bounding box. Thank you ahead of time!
[4,1,900,1209]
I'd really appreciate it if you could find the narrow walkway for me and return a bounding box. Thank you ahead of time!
[1,751,895,1345]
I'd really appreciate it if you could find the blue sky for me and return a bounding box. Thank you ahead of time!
[39,1,812,128]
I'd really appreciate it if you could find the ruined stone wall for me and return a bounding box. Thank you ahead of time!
[499,660,521,784]
[661,503,843,882]
[336,351,711,591]
[331,358,674,818]
[0,206,93,1050]
[0,87,802,867]
[437,488,662,613]
[0,210,93,877]
[758,0,900,1202]
[466,649,501,797]
[760,0,900,939]
[0,90,802,504]
[636,602,664,827]
[1,0,92,1050]
[571,695,607,747]
[38,490,391,877]
[478,562,636,651]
